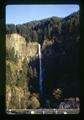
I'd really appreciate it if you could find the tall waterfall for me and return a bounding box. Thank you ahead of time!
[38,44,43,95]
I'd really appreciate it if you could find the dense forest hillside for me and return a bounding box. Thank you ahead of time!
[6,10,80,109]
[6,11,79,44]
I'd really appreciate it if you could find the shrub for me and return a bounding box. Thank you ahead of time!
[53,88,62,100]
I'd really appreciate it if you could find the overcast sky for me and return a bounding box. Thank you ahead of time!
[6,4,80,25]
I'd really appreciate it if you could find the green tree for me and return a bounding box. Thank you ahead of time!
[32,30,38,42]
[6,63,12,85]
[16,59,28,87]
[29,93,40,108]
[33,67,37,78]
[6,48,18,63]
[6,24,16,34]
[53,88,62,100]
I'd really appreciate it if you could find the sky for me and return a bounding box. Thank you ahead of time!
[6,4,80,25]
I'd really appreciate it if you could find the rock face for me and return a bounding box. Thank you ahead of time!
[6,33,40,110]
[6,33,38,62]
[59,98,80,109]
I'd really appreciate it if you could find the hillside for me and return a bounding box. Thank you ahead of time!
[6,11,79,44]
[6,10,80,109]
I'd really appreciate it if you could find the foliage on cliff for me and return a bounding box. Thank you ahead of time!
[6,38,40,109]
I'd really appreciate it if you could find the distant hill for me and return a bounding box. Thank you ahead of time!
[6,11,79,45]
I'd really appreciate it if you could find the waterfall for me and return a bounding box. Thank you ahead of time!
[38,44,43,95]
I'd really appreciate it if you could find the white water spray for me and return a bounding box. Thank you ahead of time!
[38,44,43,95]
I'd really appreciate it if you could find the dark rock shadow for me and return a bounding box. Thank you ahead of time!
[42,36,80,107]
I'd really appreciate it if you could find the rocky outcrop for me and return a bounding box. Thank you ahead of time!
[6,33,40,110]
[6,33,39,62]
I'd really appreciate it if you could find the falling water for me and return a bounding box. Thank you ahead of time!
[38,44,43,95]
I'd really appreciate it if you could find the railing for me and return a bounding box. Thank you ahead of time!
[6,108,80,114]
